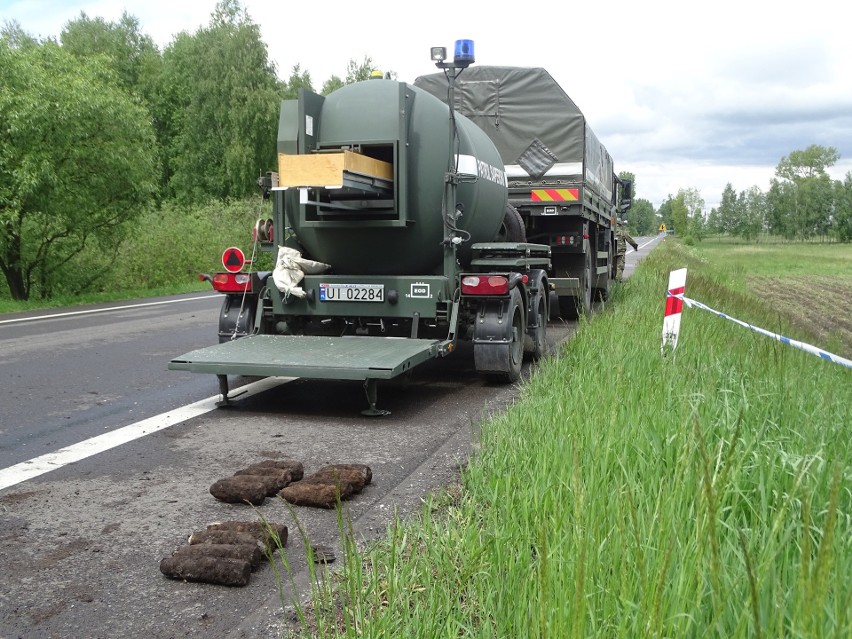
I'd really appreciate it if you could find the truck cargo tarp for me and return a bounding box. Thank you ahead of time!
[414,66,614,199]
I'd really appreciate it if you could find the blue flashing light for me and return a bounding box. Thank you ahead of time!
[453,40,475,66]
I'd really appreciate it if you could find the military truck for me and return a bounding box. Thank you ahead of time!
[414,66,632,317]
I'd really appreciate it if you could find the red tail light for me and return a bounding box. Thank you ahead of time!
[461,275,509,295]
[211,273,252,293]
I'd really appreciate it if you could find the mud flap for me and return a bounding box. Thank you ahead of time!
[218,294,257,343]
[472,288,525,382]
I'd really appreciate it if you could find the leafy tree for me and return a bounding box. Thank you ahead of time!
[835,173,852,242]
[680,187,704,216]
[60,11,162,102]
[321,75,345,95]
[670,194,688,237]
[345,56,397,83]
[768,144,841,241]
[318,57,396,95]
[657,196,675,231]
[345,56,378,83]
[0,37,158,300]
[776,144,839,181]
[283,64,314,99]
[766,178,794,239]
[676,187,705,241]
[734,190,748,238]
[801,173,834,238]
[706,206,722,236]
[689,206,707,241]
[60,12,165,195]
[629,198,656,235]
[737,186,766,241]
[718,183,738,235]
[0,20,37,48]
[159,0,282,203]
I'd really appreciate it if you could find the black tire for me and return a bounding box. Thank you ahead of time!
[496,204,526,243]
[524,293,547,361]
[499,288,525,382]
[549,290,561,321]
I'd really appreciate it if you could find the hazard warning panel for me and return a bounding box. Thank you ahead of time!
[531,188,579,202]
[222,247,246,273]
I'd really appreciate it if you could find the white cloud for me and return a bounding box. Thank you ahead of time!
[4,0,850,209]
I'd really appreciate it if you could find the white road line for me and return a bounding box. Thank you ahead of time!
[0,376,291,492]
[0,294,221,326]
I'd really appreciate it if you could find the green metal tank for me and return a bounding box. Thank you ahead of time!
[278,78,509,275]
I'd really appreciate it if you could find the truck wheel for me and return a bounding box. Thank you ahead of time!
[474,288,524,383]
[524,292,547,361]
[496,204,526,243]
[549,290,561,321]
[499,288,525,382]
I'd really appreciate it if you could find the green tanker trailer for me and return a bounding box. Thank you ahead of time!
[169,42,552,414]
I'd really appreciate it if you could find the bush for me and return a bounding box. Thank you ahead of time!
[93,196,275,293]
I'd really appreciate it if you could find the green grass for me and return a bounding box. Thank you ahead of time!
[697,237,851,279]
[695,239,852,356]
[0,196,275,313]
[290,239,851,638]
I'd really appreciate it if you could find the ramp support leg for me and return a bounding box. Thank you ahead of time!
[216,374,231,407]
[362,379,390,417]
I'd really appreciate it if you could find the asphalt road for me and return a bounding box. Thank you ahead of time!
[0,293,224,470]
[0,236,662,638]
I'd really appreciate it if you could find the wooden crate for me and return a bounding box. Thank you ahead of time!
[278,151,393,187]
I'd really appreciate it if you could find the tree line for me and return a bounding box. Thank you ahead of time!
[0,0,378,301]
[625,145,851,243]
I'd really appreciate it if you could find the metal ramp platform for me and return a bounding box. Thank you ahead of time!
[169,334,441,380]
[169,335,443,415]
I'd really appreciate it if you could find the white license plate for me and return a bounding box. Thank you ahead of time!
[319,283,384,302]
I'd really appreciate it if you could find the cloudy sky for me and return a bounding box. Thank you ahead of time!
[4,0,851,209]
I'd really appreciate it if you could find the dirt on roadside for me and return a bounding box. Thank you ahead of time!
[747,274,852,356]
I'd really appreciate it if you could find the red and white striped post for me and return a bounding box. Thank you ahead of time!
[662,268,687,354]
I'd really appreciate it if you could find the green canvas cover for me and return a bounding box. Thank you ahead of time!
[414,66,614,201]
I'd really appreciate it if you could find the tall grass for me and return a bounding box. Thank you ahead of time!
[297,240,851,638]
[106,197,275,291]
